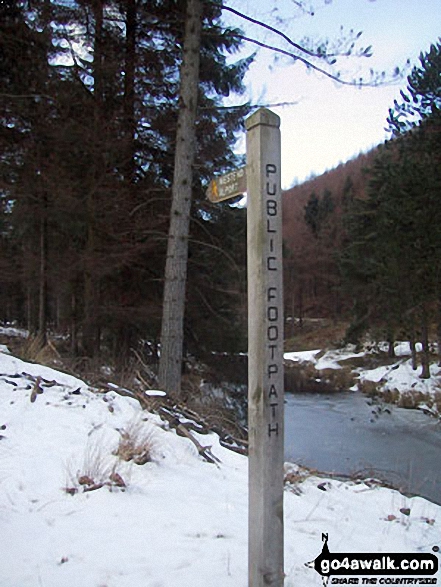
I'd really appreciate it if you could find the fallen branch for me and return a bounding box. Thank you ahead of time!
[175,423,221,465]
[30,376,44,403]
[219,437,248,456]
[105,382,247,463]
[23,372,61,387]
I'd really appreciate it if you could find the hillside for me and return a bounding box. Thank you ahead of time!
[282,148,378,325]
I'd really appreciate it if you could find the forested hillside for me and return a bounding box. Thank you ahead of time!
[282,148,376,325]
[283,39,441,369]
[0,0,250,365]
[2,0,440,383]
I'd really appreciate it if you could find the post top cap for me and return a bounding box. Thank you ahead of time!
[245,108,280,131]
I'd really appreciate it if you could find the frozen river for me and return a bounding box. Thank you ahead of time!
[284,391,441,504]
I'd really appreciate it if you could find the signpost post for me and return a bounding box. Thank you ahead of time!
[207,107,284,587]
[246,108,284,587]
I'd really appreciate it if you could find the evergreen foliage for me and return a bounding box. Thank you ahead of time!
[304,188,335,238]
[0,0,252,362]
[387,39,441,134]
[340,40,441,359]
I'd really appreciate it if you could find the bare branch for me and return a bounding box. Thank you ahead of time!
[0,93,53,101]
[215,3,321,59]
[213,2,369,60]
[188,237,243,276]
[200,100,300,110]
[212,2,401,87]
[236,34,391,87]
[194,285,237,325]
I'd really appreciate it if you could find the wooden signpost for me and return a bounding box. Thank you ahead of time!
[207,108,284,587]
[246,108,284,587]
[206,165,247,203]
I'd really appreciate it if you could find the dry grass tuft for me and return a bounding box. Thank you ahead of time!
[114,419,157,465]
[357,379,382,397]
[80,441,113,484]
[65,438,128,495]
[397,391,419,409]
[284,361,357,394]
[19,335,61,366]
[319,366,356,391]
[381,388,400,403]
[433,391,441,415]
[283,463,314,495]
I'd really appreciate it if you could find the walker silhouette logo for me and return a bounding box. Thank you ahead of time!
[206,166,246,203]
[305,534,438,586]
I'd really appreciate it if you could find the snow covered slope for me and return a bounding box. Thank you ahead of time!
[0,350,439,586]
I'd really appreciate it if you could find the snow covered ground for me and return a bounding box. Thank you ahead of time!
[285,342,441,417]
[1,346,440,586]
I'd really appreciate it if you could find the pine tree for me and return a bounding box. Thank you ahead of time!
[158,0,203,394]
[340,40,441,364]
[1,0,252,370]
[158,0,252,393]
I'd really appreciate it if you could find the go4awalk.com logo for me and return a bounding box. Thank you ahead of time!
[306,534,439,586]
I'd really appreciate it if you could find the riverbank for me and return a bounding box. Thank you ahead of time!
[284,342,441,418]
[0,347,440,586]
[284,390,441,505]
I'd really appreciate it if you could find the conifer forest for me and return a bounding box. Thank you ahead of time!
[1,0,251,367]
[1,1,440,376]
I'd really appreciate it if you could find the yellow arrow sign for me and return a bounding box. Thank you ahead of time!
[206,166,247,203]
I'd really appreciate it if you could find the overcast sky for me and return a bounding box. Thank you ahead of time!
[222,0,441,188]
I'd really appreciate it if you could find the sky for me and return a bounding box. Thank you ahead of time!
[222,0,441,188]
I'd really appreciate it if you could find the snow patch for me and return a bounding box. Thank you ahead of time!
[0,351,439,586]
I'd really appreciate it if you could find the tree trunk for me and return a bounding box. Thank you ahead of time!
[70,280,80,356]
[36,0,51,347]
[38,193,48,347]
[26,280,37,335]
[387,335,395,358]
[420,314,430,379]
[123,0,136,184]
[437,295,441,367]
[297,282,304,328]
[83,0,104,357]
[409,338,418,371]
[158,0,202,395]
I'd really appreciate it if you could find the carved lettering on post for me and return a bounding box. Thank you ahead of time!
[206,108,284,587]
[265,162,281,439]
[246,108,284,587]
